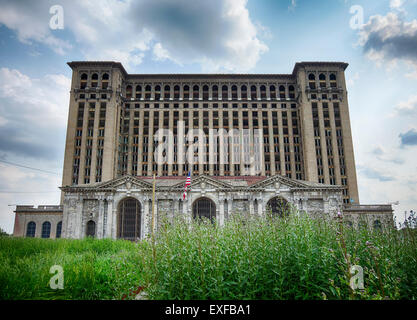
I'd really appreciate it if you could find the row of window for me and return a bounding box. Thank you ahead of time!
[308,73,338,89]
[26,221,62,238]
[125,102,297,110]
[124,84,297,100]
[345,219,383,230]
[80,73,109,89]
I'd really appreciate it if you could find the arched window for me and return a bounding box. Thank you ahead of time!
[86,220,96,237]
[231,85,238,100]
[174,85,180,100]
[26,221,36,237]
[279,85,286,99]
[212,85,218,100]
[135,85,142,99]
[118,198,141,241]
[373,220,382,231]
[250,85,257,100]
[289,85,295,99]
[41,221,51,238]
[101,73,109,89]
[241,85,247,100]
[330,74,337,88]
[222,85,228,100]
[260,85,266,99]
[80,73,88,89]
[154,85,161,100]
[308,74,316,89]
[164,85,171,99]
[203,85,209,100]
[193,197,216,224]
[266,197,291,218]
[56,221,62,238]
[126,85,132,99]
[270,85,276,99]
[319,74,326,88]
[193,85,200,100]
[91,73,98,88]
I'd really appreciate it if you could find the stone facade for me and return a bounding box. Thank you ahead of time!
[12,206,63,238]
[56,174,345,239]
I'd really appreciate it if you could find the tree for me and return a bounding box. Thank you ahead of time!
[0,227,9,237]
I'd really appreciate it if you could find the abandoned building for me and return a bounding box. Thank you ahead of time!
[12,61,394,239]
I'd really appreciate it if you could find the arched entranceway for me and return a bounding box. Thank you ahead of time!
[118,198,141,241]
[86,220,96,237]
[266,197,291,218]
[193,197,216,223]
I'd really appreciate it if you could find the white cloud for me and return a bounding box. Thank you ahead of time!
[346,72,360,87]
[394,94,417,116]
[0,68,70,159]
[152,43,172,62]
[0,0,268,72]
[357,12,417,73]
[0,1,72,55]
[390,0,405,9]
[0,68,70,127]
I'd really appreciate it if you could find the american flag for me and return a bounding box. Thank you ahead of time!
[183,171,191,200]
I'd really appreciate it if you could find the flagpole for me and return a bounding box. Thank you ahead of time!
[151,173,156,238]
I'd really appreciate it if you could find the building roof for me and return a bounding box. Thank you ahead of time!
[67,61,349,79]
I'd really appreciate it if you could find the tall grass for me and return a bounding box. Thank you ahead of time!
[139,214,417,300]
[1,213,416,300]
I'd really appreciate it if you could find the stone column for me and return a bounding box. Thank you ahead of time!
[257,197,263,216]
[147,110,154,176]
[329,102,342,185]
[97,198,104,238]
[76,199,84,239]
[209,110,214,175]
[228,109,234,176]
[112,201,117,239]
[106,198,113,239]
[287,108,296,179]
[143,198,150,238]
[249,198,254,216]
[157,111,164,176]
[138,109,144,176]
[267,109,276,175]
[178,110,184,176]
[127,108,134,175]
[278,110,286,175]
[198,109,204,175]
[258,110,266,176]
[219,198,225,226]
[219,111,225,176]
[318,102,330,184]
[238,109,244,175]
[168,109,174,175]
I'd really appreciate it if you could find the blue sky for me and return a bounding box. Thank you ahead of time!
[0,0,416,233]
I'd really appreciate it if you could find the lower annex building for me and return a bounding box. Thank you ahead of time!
[12,61,394,240]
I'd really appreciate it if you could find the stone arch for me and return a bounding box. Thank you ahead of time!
[117,197,142,241]
[266,196,291,218]
[192,197,216,223]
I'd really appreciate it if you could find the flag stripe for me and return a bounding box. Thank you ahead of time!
[183,171,191,200]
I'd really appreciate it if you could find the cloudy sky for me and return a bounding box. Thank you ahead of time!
[0,0,416,233]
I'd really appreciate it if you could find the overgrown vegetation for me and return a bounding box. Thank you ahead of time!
[1,213,416,300]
